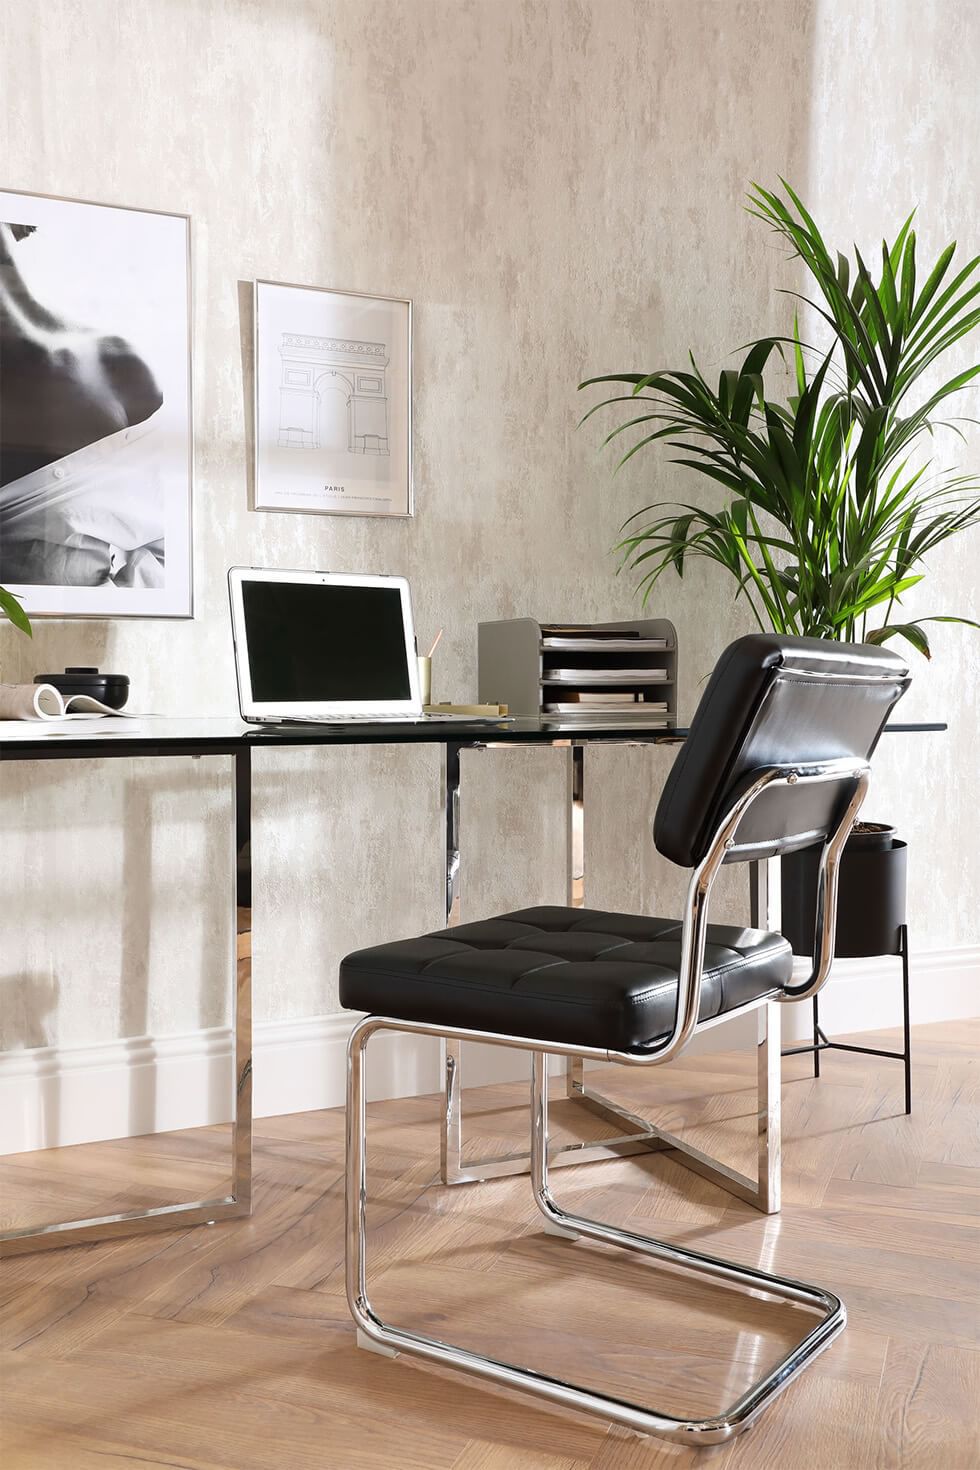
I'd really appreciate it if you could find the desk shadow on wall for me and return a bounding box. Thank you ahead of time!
[0,973,61,1191]
[0,972,59,1051]
[120,762,237,1144]
[0,755,309,1151]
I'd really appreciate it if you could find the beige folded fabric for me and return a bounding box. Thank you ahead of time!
[0,683,59,720]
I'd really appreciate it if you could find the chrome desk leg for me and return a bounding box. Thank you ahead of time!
[567,744,585,910]
[440,1038,463,1184]
[757,1001,781,1211]
[440,742,465,1183]
[349,1019,843,1446]
[1,751,253,1256]
[565,744,586,1101]
[231,747,254,1212]
[444,742,462,930]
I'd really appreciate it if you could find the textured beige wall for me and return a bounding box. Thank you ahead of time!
[804,0,980,951]
[0,0,975,1058]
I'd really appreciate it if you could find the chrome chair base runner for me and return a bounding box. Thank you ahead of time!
[440,1003,781,1214]
[347,1015,845,1446]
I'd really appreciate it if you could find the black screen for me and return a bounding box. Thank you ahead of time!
[241,580,412,703]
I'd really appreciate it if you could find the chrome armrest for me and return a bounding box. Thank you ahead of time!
[609,758,871,1068]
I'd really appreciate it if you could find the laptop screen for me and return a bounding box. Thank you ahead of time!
[241,578,413,703]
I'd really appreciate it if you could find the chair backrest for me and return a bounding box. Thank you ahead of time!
[654,634,911,868]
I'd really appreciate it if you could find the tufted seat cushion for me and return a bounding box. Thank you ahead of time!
[340,906,793,1054]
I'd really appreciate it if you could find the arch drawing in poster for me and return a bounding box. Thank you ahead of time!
[254,281,412,518]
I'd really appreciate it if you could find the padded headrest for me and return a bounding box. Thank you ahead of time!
[653,634,911,867]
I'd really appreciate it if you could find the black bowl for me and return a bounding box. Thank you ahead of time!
[35,667,130,710]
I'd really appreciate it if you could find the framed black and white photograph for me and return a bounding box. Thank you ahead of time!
[0,189,192,618]
[254,279,412,518]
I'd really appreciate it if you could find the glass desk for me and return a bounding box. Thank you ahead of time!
[0,715,944,1252]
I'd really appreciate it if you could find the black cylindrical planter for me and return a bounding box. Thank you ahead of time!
[781,830,912,1113]
[781,836,908,958]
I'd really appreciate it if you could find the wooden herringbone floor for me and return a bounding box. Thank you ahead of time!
[1,1019,978,1469]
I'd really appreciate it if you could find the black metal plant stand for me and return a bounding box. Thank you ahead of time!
[780,834,911,1114]
[782,923,911,1114]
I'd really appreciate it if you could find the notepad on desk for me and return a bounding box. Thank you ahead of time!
[425,702,511,717]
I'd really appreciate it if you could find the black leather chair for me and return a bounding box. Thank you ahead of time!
[340,634,910,1446]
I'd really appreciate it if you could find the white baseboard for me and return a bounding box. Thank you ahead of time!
[2,944,977,1155]
[0,1012,557,1155]
[785,942,979,1039]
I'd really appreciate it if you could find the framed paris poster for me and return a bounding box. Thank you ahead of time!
[254,279,413,518]
[0,188,193,618]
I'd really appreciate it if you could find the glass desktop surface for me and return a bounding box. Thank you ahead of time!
[0,713,684,757]
[0,712,945,760]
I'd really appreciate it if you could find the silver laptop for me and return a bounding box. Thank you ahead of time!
[228,567,507,725]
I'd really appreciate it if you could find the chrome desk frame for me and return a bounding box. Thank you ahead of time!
[0,722,689,1256]
[3,712,932,1255]
[440,740,783,1211]
[1,741,252,1257]
[348,760,869,1445]
[0,721,702,1257]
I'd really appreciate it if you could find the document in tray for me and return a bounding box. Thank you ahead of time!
[544,668,670,684]
[572,691,650,705]
[545,702,668,716]
[541,637,668,652]
[545,712,669,725]
[0,683,138,721]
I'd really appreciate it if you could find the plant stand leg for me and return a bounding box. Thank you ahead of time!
[812,994,821,1079]
[900,924,912,1115]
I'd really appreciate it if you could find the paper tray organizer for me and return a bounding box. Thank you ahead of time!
[477,617,678,719]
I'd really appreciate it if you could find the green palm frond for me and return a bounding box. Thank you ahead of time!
[0,586,31,636]
[581,183,980,659]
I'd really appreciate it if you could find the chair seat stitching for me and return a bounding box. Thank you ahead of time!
[345,950,788,1010]
[343,968,663,1010]
[504,937,635,958]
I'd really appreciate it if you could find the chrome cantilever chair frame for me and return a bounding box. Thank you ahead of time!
[346,757,870,1445]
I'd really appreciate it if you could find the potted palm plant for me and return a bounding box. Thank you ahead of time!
[581,181,980,988]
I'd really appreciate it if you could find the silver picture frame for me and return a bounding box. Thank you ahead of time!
[0,186,194,620]
[252,278,413,519]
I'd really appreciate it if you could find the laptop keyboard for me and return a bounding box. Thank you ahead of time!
[279,711,491,724]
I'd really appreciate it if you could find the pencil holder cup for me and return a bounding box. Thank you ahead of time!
[417,656,432,707]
